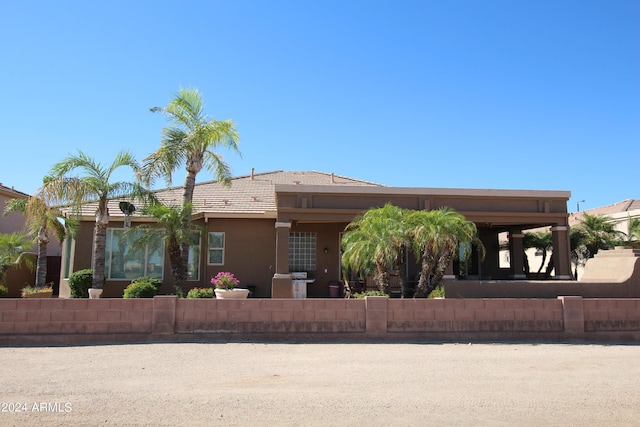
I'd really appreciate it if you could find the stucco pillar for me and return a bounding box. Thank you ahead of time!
[272,221,293,298]
[510,231,526,279]
[551,225,572,280]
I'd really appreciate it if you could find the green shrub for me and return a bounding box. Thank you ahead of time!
[427,285,445,298]
[186,287,214,298]
[123,281,158,299]
[350,290,389,299]
[131,276,163,290]
[0,285,8,297]
[68,269,93,298]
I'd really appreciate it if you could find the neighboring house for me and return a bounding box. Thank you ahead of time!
[569,199,640,280]
[57,170,573,298]
[569,199,640,236]
[0,184,63,296]
[514,199,640,280]
[0,184,30,235]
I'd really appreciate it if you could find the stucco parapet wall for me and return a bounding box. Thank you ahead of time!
[275,184,571,199]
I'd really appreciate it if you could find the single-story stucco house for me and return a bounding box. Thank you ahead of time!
[57,170,573,298]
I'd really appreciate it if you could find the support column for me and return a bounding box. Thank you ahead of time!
[551,225,573,280]
[509,230,526,279]
[272,221,293,298]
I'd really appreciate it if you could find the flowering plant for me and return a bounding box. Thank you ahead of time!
[211,272,240,290]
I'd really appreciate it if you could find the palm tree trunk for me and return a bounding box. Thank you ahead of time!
[537,250,547,275]
[374,263,389,293]
[182,169,197,207]
[168,240,183,288]
[415,251,436,298]
[179,169,198,283]
[35,227,49,288]
[429,251,453,294]
[544,255,555,279]
[91,204,109,289]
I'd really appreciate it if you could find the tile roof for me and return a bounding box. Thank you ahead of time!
[75,170,384,219]
[0,184,30,199]
[569,199,640,226]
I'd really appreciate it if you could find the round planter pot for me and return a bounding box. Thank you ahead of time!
[214,288,250,299]
[88,288,103,299]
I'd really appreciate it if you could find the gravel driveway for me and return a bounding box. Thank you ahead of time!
[1,343,639,426]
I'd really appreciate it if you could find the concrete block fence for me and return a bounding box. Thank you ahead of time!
[1,296,639,345]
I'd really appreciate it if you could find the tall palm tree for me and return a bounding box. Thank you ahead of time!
[126,202,201,292]
[0,231,34,289]
[408,207,483,297]
[42,150,153,290]
[3,193,75,288]
[341,204,409,294]
[141,87,240,281]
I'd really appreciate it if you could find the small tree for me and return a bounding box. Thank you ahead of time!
[573,213,625,259]
[523,231,553,276]
[43,150,155,290]
[125,202,201,294]
[408,208,484,297]
[0,232,34,290]
[3,193,75,289]
[341,204,409,294]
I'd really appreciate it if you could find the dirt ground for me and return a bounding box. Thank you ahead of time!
[1,342,639,426]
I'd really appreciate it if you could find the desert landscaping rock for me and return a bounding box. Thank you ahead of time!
[1,343,639,426]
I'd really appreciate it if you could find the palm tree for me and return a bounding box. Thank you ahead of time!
[42,150,153,290]
[3,193,75,288]
[408,207,484,297]
[0,231,34,289]
[574,213,624,259]
[341,204,409,294]
[523,231,553,276]
[141,87,240,281]
[126,202,201,292]
[569,227,589,280]
[626,216,640,244]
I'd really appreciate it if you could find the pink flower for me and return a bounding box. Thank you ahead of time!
[211,272,240,290]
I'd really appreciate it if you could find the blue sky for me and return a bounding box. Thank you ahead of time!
[1,0,638,212]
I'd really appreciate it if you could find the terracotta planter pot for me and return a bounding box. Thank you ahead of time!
[214,289,250,299]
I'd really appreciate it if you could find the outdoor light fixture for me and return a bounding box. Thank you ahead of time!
[324,247,329,254]
[119,201,136,228]
[577,200,585,212]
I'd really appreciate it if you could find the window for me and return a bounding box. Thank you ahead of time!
[208,232,225,265]
[289,232,316,272]
[188,233,201,280]
[106,229,164,280]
